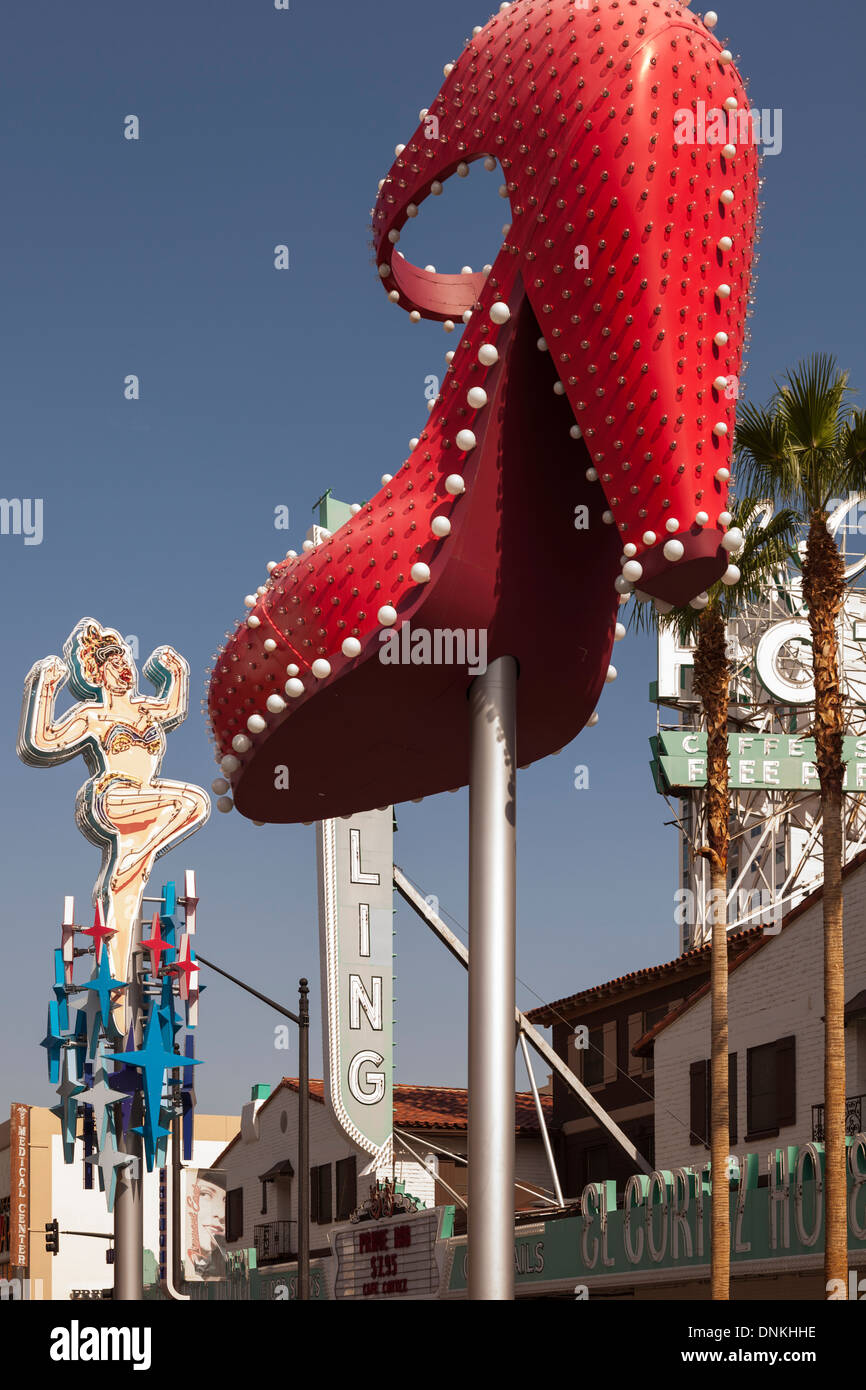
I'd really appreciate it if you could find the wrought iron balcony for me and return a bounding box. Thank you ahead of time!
[811,1094,865,1142]
[254,1220,296,1264]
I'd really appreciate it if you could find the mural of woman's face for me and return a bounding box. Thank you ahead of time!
[101,650,134,693]
[194,1180,225,1252]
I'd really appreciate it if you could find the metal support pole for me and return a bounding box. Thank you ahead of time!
[518,1032,565,1207]
[468,655,517,1301]
[114,939,143,1301]
[170,1059,188,1299]
[297,978,310,1301]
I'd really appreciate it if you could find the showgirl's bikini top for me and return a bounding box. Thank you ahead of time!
[101,720,162,757]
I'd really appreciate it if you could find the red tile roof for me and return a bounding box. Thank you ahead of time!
[214,1079,552,1166]
[631,934,770,1056]
[280,1078,550,1132]
[524,926,766,1027]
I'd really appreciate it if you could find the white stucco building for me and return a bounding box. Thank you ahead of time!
[215,1077,556,1272]
[641,849,866,1174]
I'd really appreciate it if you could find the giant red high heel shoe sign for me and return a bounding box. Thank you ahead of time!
[208,0,757,823]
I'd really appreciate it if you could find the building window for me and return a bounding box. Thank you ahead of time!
[689,1054,738,1147]
[336,1156,357,1222]
[747,1036,796,1139]
[583,1144,609,1186]
[434,1156,468,1234]
[584,1026,605,1088]
[641,1004,670,1075]
[226,1187,244,1243]
[310,1163,332,1225]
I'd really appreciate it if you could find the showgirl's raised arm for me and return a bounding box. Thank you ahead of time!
[140,645,190,729]
[17,657,93,766]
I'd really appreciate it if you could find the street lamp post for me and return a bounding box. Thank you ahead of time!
[297,978,310,1302]
[195,955,311,1300]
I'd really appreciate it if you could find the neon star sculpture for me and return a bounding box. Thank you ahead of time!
[39,876,205,1207]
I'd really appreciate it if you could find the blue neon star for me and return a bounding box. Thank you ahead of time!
[68,985,106,1060]
[106,1007,201,1170]
[40,1001,64,1084]
[70,1009,89,1082]
[86,1138,137,1212]
[50,1050,85,1163]
[157,974,180,1045]
[53,948,70,1031]
[81,952,127,1032]
[76,1047,128,1147]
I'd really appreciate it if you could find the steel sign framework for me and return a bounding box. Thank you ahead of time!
[655,503,866,948]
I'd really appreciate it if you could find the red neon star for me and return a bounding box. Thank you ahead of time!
[81,902,116,965]
[168,949,200,999]
[140,911,171,980]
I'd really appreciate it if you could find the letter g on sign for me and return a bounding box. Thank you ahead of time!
[348,1050,386,1105]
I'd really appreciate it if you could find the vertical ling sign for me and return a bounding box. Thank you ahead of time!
[317,810,394,1163]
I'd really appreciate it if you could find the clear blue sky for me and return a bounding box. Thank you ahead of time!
[2,0,864,1116]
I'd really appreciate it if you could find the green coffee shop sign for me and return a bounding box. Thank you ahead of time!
[652,732,866,794]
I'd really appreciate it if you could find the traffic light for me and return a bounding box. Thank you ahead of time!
[45,1219,60,1256]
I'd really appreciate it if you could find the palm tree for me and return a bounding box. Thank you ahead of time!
[736,354,866,1293]
[632,497,797,1300]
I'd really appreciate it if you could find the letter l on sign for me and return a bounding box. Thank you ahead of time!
[350,828,380,884]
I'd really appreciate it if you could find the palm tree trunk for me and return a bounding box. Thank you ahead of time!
[693,604,731,1300]
[802,508,847,1292]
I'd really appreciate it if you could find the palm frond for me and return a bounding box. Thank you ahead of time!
[775,354,849,457]
[717,502,798,617]
[736,354,857,513]
[624,591,675,638]
[837,410,866,498]
[734,402,799,503]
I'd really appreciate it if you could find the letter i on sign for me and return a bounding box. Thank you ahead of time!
[359,904,371,957]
